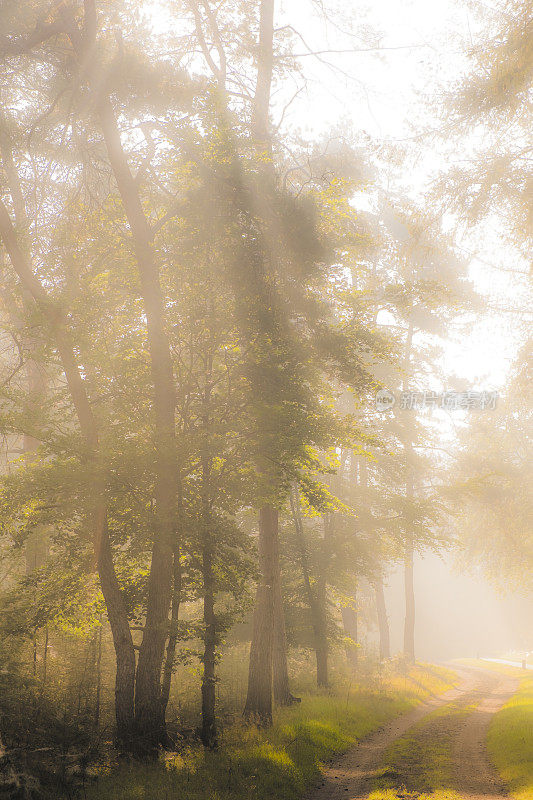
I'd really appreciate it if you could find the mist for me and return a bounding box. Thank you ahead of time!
[382,555,533,663]
[0,0,530,798]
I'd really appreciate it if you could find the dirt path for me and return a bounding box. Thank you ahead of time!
[305,665,519,800]
[452,670,519,800]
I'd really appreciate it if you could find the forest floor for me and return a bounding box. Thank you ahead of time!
[86,662,456,800]
[48,659,532,800]
[306,662,531,800]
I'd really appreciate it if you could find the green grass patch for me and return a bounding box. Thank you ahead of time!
[87,663,455,800]
[487,675,533,800]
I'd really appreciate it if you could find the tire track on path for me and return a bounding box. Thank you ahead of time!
[305,665,518,800]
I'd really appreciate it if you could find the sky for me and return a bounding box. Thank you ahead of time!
[148,0,530,391]
[271,0,529,392]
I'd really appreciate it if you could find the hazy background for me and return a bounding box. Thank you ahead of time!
[382,555,532,662]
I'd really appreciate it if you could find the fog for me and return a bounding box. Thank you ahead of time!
[0,0,530,792]
[382,555,533,663]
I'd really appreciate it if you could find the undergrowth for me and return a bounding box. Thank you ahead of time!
[86,662,455,800]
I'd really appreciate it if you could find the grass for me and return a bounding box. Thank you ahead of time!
[86,662,456,800]
[487,674,533,800]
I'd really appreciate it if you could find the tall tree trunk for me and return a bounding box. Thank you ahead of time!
[340,597,358,669]
[94,622,103,728]
[244,0,288,724]
[314,512,332,689]
[244,506,278,723]
[63,6,180,747]
[200,437,217,749]
[374,577,390,660]
[97,93,178,748]
[160,543,182,723]
[252,0,275,146]
[315,568,329,688]
[290,488,329,688]
[273,568,299,705]
[93,509,137,742]
[200,536,217,747]
[403,537,415,663]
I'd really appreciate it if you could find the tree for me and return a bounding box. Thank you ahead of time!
[451,341,532,591]
[442,0,532,258]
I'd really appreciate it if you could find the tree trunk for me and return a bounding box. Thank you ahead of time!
[290,489,329,688]
[62,10,179,747]
[340,599,358,669]
[95,509,136,742]
[315,570,329,688]
[374,577,390,660]
[94,622,102,728]
[243,0,280,724]
[200,537,217,747]
[244,506,278,724]
[160,543,182,723]
[200,449,217,748]
[41,627,49,688]
[95,93,178,749]
[402,316,416,665]
[272,568,299,705]
[314,513,332,688]
[403,538,415,663]
[252,0,275,145]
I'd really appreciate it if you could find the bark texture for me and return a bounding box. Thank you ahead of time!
[374,577,391,660]
[244,506,278,723]
[200,447,217,748]
[403,537,415,663]
[290,489,329,688]
[340,600,358,669]
[273,568,299,705]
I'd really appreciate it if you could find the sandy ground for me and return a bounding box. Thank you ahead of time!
[305,665,519,800]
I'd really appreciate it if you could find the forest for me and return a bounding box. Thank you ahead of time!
[0,1,531,799]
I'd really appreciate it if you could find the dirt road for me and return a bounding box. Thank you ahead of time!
[305,665,519,800]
